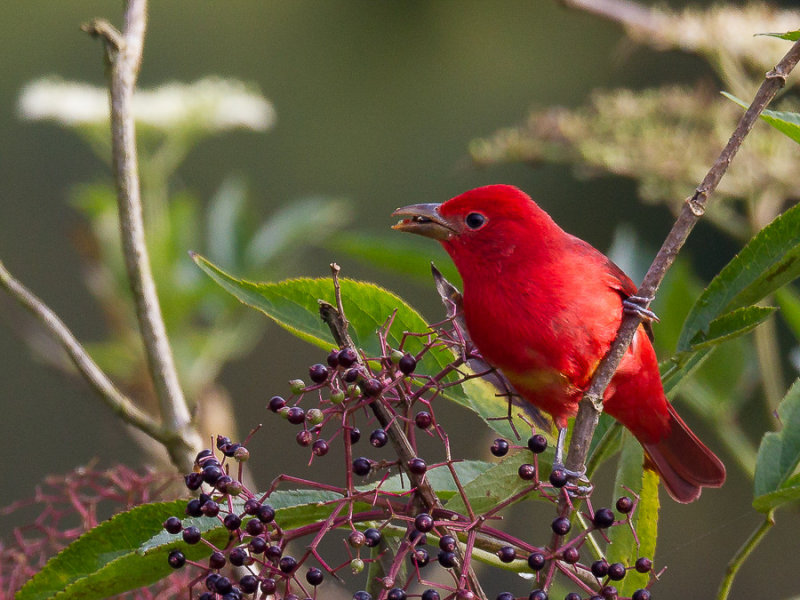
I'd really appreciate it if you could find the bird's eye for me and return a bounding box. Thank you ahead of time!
[465,212,486,230]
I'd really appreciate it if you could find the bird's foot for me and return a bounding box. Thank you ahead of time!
[623,295,660,322]
[567,482,594,499]
[551,462,587,481]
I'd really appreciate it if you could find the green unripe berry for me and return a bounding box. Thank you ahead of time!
[350,558,365,574]
[289,379,305,394]
[306,408,324,425]
[330,390,346,404]
[390,349,404,364]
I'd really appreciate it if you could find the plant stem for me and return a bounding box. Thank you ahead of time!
[717,511,775,600]
[84,0,201,471]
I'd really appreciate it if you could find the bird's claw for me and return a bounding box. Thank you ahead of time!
[552,462,587,481]
[623,295,660,322]
[567,482,594,499]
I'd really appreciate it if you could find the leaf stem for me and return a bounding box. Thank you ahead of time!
[716,510,775,600]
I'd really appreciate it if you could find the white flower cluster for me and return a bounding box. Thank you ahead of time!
[18,77,275,133]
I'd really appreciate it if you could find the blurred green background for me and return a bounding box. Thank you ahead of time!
[2,1,799,598]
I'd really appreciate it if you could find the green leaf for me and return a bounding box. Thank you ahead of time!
[752,472,800,513]
[192,254,527,439]
[753,379,800,511]
[444,449,553,514]
[722,91,800,145]
[687,306,776,350]
[16,501,227,600]
[607,431,659,595]
[756,30,800,41]
[677,200,800,352]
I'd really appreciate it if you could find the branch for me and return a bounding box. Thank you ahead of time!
[84,0,201,471]
[0,260,196,454]
[564,38,800,477]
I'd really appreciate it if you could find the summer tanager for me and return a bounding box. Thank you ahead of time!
[392,184,725,502]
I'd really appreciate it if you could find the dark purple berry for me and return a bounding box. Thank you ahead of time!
[265,545,282,560]
[607,562,626,581]
[184,472,204,490]
[309,363,329,383]
[529,590,548,600]
[363,378,383,396]
[163,516,182,534]
[348,530,366,547]
[198,593,213,600]
[312,439,329,456]
[615,496,634,514]
[209,550,226,569]
[344,367,362,383]
[635,557,652,573]
[215,475,234,493]
[350,427,361,443]
[414,513,434,533]
[409,529,427,546]
[279,555,298,573]
[497,594,514,600]
[415,411,432,429]
[497,546,516,563]
[240,575,258,594]
[438,550,456,568]
[398,353,417,374]
[202,464,223,485]
[410,547,430,568]
[364,528,382,547]
[387,589,407,600]
[223,514,241,531]
[562,546,579,564]
[185,498,203,517]
[600,585,618,600]
[306,567,324,586]
[296,430,313,447]
[352,457,372,476]
[214,576,232,595]
[528,552,546,571]
[551,516,571,536]
[168,549,185,569]
[528,434,548,453]
[216,435,231,450]
[195,448,214,463]
[353,592,372,600]
[632,590,651,600]
[201,500,220,517]
[243,498,261,515]
[246,519,265,536]
[205,573,221,591]
[408,457,427,474]
[549,468,568,487]
[439,535,456,552]
[422,591,440,600]
[518,463,536,480]
[182,526,201,544]
[261,578,277,594]
[591,559,609,578]
[593,508,615,529]
[287,406,305,425]
[370,429,388,447]
[257,504,275,523]
[327,350,340,367]
[338,347,358,368]
[490,438,509,457]
[269,395,286,412]
[249,537,267,554]
[229,547,247,567]
[565,594,582,600]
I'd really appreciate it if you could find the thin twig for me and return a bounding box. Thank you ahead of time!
[0,260,194,451]
[563,39,800,477]
[85,0,200,471]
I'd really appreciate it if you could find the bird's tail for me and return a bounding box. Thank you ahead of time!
[641,402,726,503]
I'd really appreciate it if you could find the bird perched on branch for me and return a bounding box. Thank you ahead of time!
[392,184,725,502]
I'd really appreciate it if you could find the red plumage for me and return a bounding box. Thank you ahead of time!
[393,184,725,502]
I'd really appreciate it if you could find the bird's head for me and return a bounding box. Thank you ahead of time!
[392,184,559,270]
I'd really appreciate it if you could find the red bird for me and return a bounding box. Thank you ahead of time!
[392,184,725,502]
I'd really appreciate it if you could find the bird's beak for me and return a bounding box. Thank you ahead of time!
[391,203,456,241]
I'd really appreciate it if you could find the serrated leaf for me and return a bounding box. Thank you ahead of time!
[722,91,800,145]
[677,200,800,352]
[756,30,800,41]
[688,306,776,350]
[753,379,800,511]
[16,501,227,600]
[752,472,800,512]
[607,431,659,595]
[192,254,527,439]
[444,449,553,514]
